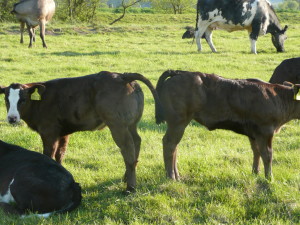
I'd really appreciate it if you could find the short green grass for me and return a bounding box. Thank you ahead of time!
[0,12,299,224]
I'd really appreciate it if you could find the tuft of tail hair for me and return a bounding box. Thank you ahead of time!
[55,182,82,215]
[121,73,165,124]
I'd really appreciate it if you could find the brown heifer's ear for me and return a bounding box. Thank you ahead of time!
[283,81,294,87]
[26,84,46,101]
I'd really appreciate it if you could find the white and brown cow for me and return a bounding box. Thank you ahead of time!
[195,0,288,54]
[0,140,81,217]
[0,71,164,192]
[11,0,55,48]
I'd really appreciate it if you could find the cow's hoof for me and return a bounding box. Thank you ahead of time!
[123,186,136,195]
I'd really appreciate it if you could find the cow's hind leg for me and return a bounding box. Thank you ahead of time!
[26,24,34,48]
[20,22,25,44]
[204,28,217,52]
[108,124,137,192]
[39,20,47,48]
[163,120,189,180]
[55,135,70,164]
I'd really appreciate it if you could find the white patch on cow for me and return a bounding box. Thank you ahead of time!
[0,179,15,204]
[7,88,21,123]
[21,212,52,219]
[250,39,257,54]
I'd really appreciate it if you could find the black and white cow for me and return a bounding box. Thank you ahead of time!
[195,0,288,54]
[0,140,81,217]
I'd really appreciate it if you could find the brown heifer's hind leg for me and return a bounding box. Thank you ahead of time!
[122,124,141,183]
[163,121,189,181]
[248,137,261,174]
[55,135,70,164]
[108,124,137,192]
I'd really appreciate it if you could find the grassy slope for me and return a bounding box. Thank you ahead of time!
[0,12,299,224]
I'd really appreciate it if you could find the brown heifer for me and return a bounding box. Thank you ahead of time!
[156,70,300,180]
[11,0,55,48]
[0,71,164,192]
[269,57,300,84]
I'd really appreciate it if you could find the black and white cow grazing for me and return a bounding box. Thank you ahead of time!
[0,140,81,217]
[195,0,288,54]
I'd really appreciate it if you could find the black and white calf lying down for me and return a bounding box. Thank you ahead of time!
[0,140,81,217]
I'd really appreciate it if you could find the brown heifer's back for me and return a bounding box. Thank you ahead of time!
[269,57,300,84]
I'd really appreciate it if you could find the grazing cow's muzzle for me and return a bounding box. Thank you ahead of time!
[7,115,19,124]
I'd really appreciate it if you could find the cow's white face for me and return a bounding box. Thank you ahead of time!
[7,88,22,124]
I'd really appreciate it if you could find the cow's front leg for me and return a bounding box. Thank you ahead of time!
[255,135,274,180]
[249,21,260,54]
[195,30,203,52]
[41,133,59,161]
[55,135,70,164]
[108,124,137,193]
[248,137,261,174]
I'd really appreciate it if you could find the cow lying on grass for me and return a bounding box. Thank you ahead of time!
[0,140,81,217]
[156,70,300,180]
[269,57,300,84]
[0,71,163,192]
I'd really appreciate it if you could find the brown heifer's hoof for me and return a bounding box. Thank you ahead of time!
[123,186,136,195]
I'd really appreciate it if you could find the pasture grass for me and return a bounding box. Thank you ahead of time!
[0,12,299,224]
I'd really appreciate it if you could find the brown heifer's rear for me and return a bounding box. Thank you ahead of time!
[0,71,163,192]
[269,57,300,84]
[156,70,300,180]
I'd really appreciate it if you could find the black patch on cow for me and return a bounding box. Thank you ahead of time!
[197,0,256,25]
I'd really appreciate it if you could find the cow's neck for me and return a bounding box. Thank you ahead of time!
[266,11,282,35]
[278,88,300,121]
[20,102,41,132]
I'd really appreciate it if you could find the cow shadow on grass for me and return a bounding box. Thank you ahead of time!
[39,51,121,57]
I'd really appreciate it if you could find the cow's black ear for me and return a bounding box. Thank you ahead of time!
[283,25,288,33]
[0,86,6,94]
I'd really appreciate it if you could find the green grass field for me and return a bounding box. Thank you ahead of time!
[0,12,299,224]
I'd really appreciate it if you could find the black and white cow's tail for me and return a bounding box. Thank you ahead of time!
[55,182,82,215]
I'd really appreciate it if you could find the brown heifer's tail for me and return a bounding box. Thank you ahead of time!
[155,70,180,124]
[121,73,164,124]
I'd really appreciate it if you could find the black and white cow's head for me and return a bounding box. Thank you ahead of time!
[271,25,288,52]
[0,83,45,124]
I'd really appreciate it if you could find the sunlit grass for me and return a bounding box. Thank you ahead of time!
[0,12,299,224]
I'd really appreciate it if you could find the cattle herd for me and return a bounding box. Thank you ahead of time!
[0,0,299,219]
